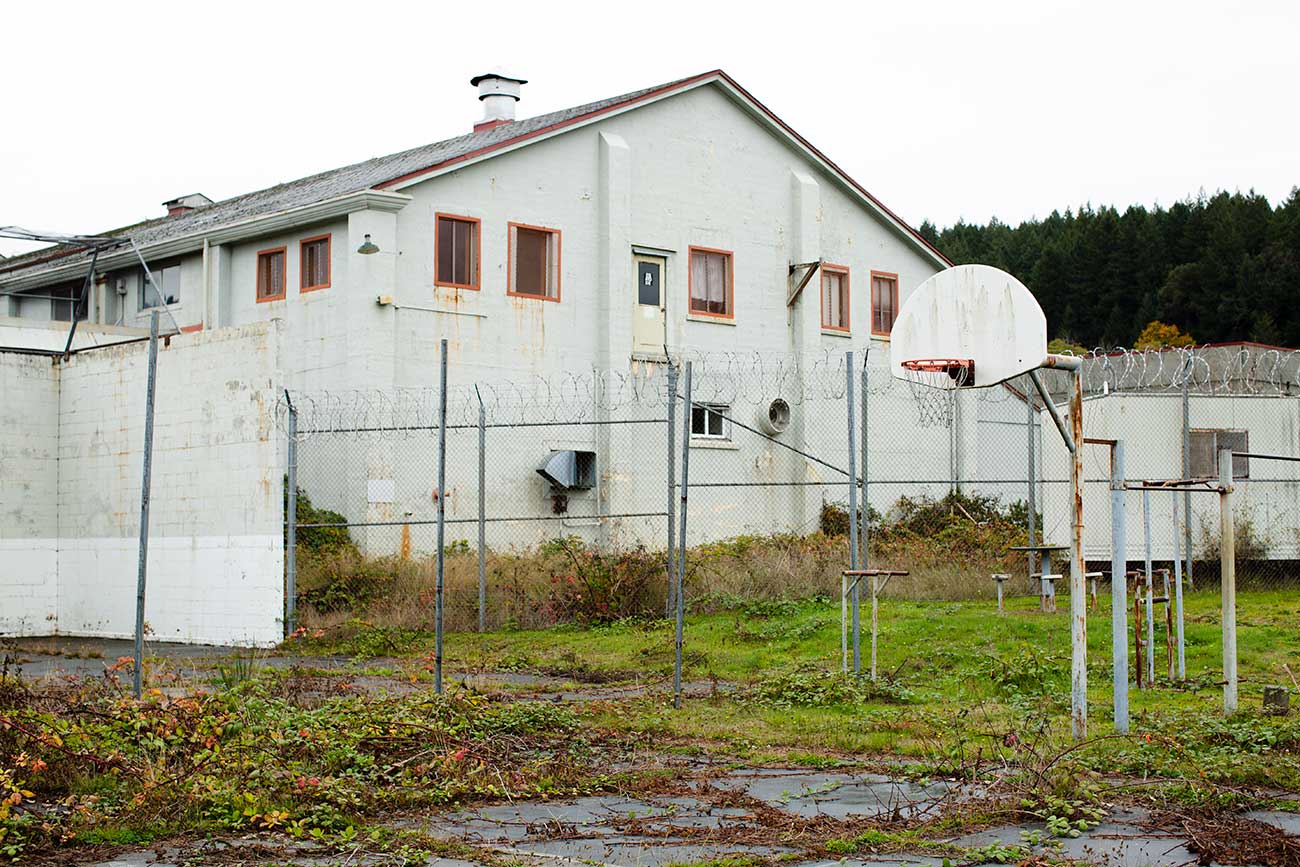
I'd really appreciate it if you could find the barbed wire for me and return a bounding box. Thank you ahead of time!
[276,345,1300,438]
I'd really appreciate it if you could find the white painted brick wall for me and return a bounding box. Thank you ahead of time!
[0,354,59,633]
[0,320,285,646]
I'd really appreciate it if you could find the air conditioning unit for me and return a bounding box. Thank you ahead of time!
[757,398,791,436]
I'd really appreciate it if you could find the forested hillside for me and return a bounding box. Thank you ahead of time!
[919,189,1300,348]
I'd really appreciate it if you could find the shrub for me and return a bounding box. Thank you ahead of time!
[546,539,664,624]
[284,479,355,556]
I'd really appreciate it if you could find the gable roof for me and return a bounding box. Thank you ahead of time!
[0,71,949,283]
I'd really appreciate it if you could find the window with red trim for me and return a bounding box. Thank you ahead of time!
[436,214,480,289]
[821,265,849,331]
[509,223,560,300]
[688,247,732,317]
[870,271,898,334]
[300,235,330,292]
[257,248,286,302]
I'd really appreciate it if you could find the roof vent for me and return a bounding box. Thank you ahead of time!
[470,72,527,133]
[162,193,213,217]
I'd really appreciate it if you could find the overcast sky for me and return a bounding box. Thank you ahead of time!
[2,0,1296,256]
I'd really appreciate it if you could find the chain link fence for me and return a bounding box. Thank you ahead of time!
[278,344,1300,640]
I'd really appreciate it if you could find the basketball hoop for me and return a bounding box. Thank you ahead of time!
[899,358,973,427]
[899,358,974,389]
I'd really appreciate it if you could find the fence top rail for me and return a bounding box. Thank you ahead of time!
[1233,451,1300,463]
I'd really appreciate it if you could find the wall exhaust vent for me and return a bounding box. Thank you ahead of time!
[757,398,791,435]
[537,449,596,490]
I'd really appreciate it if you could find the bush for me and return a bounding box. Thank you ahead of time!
[546,539,664,624]
[285,479,355,556]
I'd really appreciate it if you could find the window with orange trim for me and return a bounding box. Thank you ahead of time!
[436,214,480,289]
[821,265,850,331]
[508,223,560,300]
[870,271,898,335]
[300,235,330,292]
[688,247,732,318]
[257,248,286,302]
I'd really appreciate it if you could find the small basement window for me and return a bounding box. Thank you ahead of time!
[821,265,850,331]
[689,247,732,318]
[300,235,331,292]
[1189,429,1249,479]
[436,214,480,289]
[509,222,560,300]
[691,403,729,440]
[140,262,181,309]
[257,247,287,302]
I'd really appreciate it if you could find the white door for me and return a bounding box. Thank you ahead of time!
[632,254,667,355]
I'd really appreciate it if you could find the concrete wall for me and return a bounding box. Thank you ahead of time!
[1041,393,1300,561]
[0,321,285,645]
[0,353,59,634]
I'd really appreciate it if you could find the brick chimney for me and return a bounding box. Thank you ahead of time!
[163,193,213,217]
[470,72,527,133]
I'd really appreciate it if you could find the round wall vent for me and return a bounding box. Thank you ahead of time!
[758,398,791,435]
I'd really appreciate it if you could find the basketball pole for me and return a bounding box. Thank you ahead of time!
[1068,366,1087,741]
[1032,357,1087,740]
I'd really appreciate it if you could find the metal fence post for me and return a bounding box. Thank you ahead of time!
[859,358,869,573]
[665,364,679,619]
[1183,352,1194,588]
[477,393,486,633]
[1172,492,1185,680]
[846,352,861,676]
[435,338,448,695]
[133,310,160,699]
[1027,376,1038,580]
[286,395,298,637]
[1111,440,1129,733]
[673,362,692,709]
[1219,448,1237,714]
[1142,489,1155,686]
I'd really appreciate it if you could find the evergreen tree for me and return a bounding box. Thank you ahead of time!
[927,189,1300,346]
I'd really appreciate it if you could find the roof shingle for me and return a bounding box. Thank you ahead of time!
[0,77,689,280]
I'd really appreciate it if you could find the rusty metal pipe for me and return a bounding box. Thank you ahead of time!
[1028,370,1075,454]
[1068,367,1087,740]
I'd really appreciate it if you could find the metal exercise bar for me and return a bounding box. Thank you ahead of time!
[1110,440,1129,732]
[1219,450,1238,714]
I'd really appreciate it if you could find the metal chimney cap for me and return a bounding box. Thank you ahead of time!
[470,72,528,87]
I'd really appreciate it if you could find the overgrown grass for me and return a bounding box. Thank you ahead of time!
[0,673,618,861]
[296,493,1039,638]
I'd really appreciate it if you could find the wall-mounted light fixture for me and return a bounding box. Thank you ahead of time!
[357,233,380,255]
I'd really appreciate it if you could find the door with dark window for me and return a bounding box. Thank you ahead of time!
[633,254,666,354]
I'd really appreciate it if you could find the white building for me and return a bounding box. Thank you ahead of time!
[1,70,956,645]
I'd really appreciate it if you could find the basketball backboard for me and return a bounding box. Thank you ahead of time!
[890,264,1048,389]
